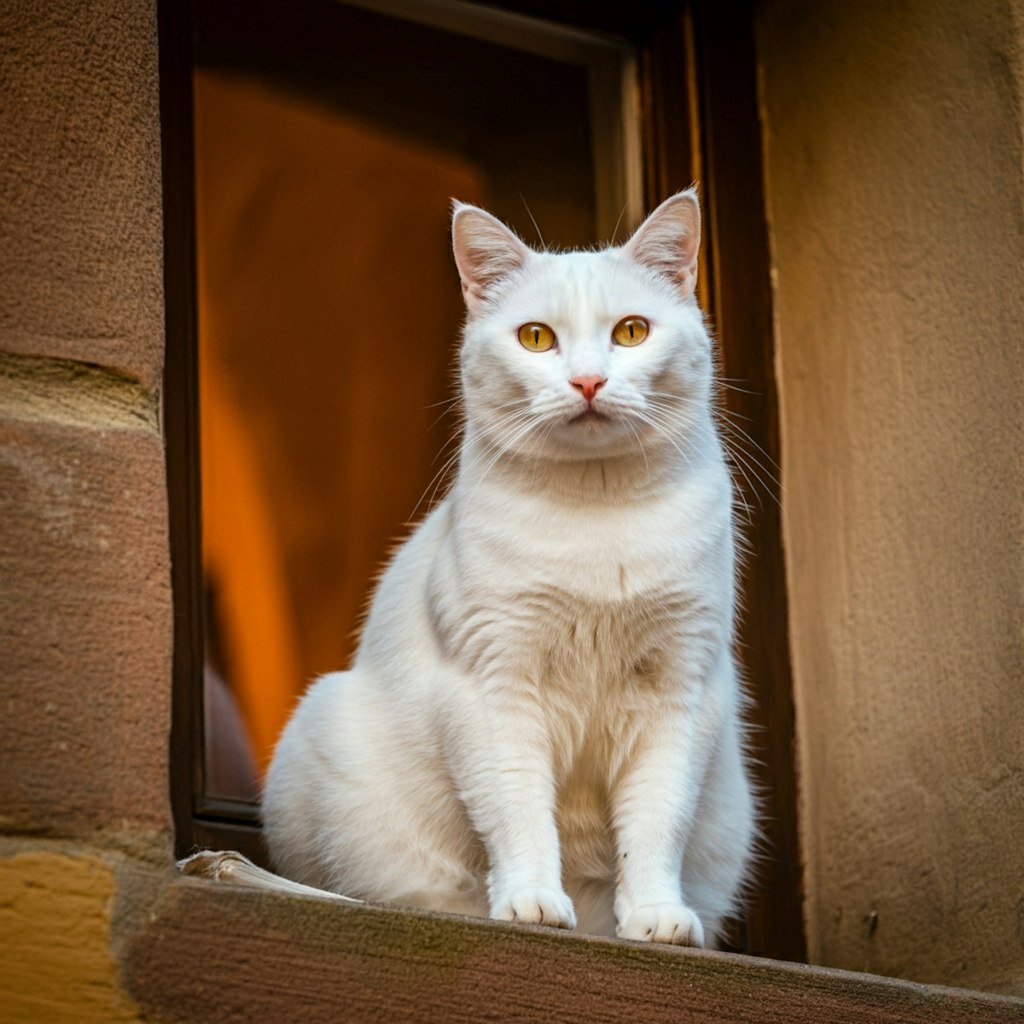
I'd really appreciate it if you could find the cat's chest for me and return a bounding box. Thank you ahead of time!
[517,584,685,687]
[460,474,727,600]
[433,483,732,684]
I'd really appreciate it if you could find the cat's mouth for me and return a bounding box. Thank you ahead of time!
[569,407,610,424]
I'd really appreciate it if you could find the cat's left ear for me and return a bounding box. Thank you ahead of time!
[625,188,701,300]
[452,201,531,310]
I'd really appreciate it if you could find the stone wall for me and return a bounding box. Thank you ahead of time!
[0,2,169,1018]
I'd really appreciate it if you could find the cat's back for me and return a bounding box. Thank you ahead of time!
[353,497,456,671]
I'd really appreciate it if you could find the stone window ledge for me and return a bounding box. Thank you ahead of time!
[119,860,1024,1024]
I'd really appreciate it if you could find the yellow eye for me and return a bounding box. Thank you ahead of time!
[612,316,650,347]
[518,322,556,352]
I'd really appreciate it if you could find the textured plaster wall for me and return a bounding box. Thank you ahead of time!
[758,0,1024,995]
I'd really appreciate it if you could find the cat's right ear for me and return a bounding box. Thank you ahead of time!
[451,202,530,310]
[625,188,701,300]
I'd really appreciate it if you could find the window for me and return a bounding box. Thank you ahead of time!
[162,0,803,962]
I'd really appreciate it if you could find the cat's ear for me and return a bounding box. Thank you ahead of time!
[625,189,701,299]
[451,201,531,310]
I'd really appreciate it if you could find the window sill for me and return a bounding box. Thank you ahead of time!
[119,861,1024,1023]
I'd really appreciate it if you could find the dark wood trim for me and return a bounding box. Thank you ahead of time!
[486,0,681,41]
[158,0,204,860]
[637,12,698,210]
[159,0,268,860]
[691,0,807,962]
[638,1,806,962]
[189,816,269,865]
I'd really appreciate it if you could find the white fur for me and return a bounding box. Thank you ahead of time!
[262,190,755,946]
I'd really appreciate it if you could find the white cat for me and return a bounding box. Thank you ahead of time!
[262,190,755,947]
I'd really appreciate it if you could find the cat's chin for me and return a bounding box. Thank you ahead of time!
[546,416,644,461]
[560,408,624,451]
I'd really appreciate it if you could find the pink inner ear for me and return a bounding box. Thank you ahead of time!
[452,205,529,306]
[626,192,701,296]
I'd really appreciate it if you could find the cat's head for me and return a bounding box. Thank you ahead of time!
[452,190,714,465]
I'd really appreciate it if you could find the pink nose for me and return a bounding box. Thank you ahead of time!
[570,375,607,403]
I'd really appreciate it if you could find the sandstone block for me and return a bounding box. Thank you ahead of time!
[0,847,144,1023]
[0,409,172,835]
[0,0,164,389]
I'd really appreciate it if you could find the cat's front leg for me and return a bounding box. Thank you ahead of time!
[483,773,576,930]
[612,695,711,947]
[446,686,576,930]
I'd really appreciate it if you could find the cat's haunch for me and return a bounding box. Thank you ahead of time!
[263,190,755,946]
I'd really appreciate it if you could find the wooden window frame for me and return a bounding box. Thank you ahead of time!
[160,0,804,964]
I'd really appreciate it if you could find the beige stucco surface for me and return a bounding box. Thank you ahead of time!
[758,0,1024,995]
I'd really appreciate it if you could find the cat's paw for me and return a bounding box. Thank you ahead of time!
[617,903,705,946]
[491,887,577,930]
